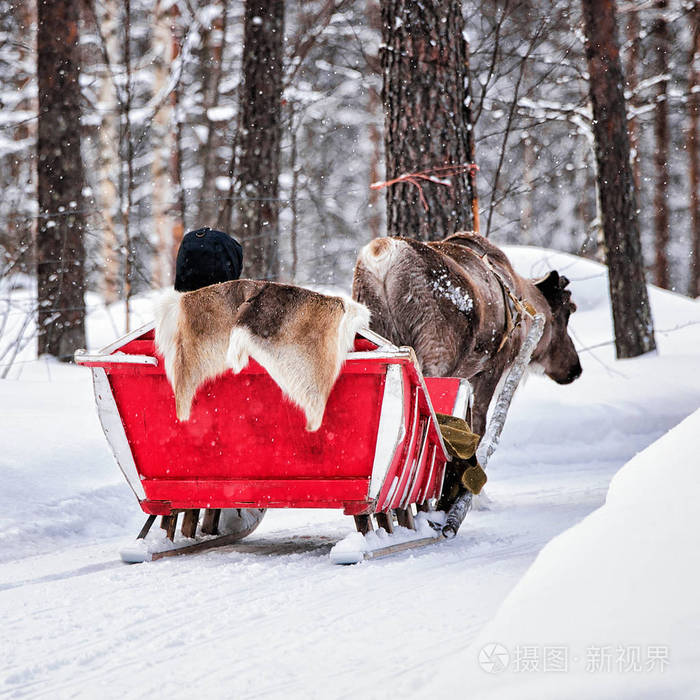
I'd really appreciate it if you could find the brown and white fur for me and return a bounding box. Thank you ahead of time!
[155,280,370,431]
[352,231,581,436]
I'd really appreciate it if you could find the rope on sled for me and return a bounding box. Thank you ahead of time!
[370,163,479,212]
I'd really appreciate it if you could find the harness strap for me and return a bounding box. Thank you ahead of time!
[477,252,537,352]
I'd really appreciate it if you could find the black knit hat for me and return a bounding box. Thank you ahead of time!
[174,227,243,292]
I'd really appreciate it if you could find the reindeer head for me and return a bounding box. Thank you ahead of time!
[533,270,582,385]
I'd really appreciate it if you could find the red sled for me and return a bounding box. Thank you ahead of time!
[75,324,470,562]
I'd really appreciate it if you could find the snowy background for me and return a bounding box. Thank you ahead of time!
[3,1,698,293]
[1,246,699,698]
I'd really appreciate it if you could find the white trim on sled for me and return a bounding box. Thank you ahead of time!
[394,392,420,509]
[451,379,472,420]
[98,321,155,355]
[356,327,398,350]
[368,364,405,499]
[346,348,412,362]
[419,445,438,505]
[92,367,146,501]
[347,329,405,362]
[75,324,399,366]
[75,350,158,366]
[401,420,430,509]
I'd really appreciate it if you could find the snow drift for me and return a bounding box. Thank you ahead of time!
[441,408,700,699]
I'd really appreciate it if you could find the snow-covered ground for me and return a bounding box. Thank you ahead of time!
[447,407,700,699]
[1,248,699,699]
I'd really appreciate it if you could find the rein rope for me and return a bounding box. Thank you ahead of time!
[477,252,538,352]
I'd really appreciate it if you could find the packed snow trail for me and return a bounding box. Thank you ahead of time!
[1,249,699,698]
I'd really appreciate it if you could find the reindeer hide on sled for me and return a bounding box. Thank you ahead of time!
[155,280,370,431]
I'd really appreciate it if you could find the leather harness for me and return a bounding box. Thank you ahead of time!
[462,247,537,352]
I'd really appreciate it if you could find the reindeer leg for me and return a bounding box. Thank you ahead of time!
[436,460,463,512]
[465,383,487,437]
[468,370,503,438]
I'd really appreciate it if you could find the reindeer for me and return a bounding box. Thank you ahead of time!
[352,231,582,437]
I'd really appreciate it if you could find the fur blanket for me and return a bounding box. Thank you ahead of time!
[155,280,370,431]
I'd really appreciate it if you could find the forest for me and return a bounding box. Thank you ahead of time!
[0,0,698,362]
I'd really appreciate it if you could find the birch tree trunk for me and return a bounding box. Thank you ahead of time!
[198,0,228,227]
[170,6,186,268]
[652,0,670,290]
[96,0,121,304]
[625,8,642,195]
[151,0,177,288]
[122,0,134,330]
[171,81,186,270]
[520,137,535,244]
[367,83,383,241]
[381,0,477,240]
[580,0,656,358]
[36,0,87,358]
[8,1,36,261]
[366,0,383,240]
[688,0,700,297]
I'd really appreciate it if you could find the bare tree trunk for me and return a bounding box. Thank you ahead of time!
[520,137,535,243]
[151,0,177,288]
[652,0,670,289]
[367,0,383,240]
[580,152,606,261]
[688,0,700,297]
[465,43,479,235]
[36,0,87,358]
[6,2,36,268]
[95,0,121,304]
[580,0,656,358]
[198,0,229,226]
[625,8,642,194]
[123,0,134,330]
[381,0,476,240]
[172,78,186,269]
[367,83,383,240]
[220,0,284,280]
[290,111,299,280]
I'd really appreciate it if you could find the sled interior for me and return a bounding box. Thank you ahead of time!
[76,324,470,517]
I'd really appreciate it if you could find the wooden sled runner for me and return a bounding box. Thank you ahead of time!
[76,324,470,564]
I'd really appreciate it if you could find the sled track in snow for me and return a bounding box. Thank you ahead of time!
[0,561,125,593]
[1,527,539,699]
